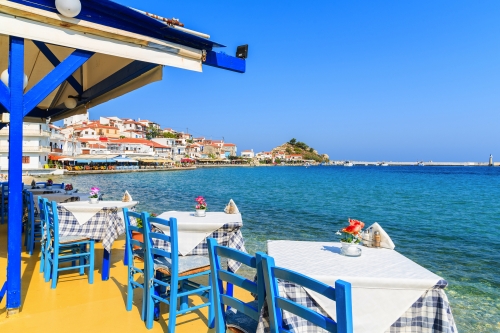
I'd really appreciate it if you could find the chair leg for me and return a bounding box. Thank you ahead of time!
[79,245,85,276]
[28,224,35,256]
[146,282,155,329]
[88,241,94,284]
[39,242,45,273]
[207,274,215,329]
[126,269,133,312]
[51,253,59,289]
[179,280,188,311]
[168,279,178,333]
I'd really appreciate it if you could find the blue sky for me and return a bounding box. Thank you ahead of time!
[89,1,500,162]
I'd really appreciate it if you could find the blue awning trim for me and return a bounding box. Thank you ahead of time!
[11,0,224,50]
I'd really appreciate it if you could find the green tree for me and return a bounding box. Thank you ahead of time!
[286,147,292,154]
[163,132,177,138]
[295,141,308,150]
[309,147,314,153]
[146,124,160,140]
[288,138,297,145]
[275,158,281,164]
[294,147,301,153]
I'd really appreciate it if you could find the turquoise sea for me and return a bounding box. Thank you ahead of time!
[59,166,500,332]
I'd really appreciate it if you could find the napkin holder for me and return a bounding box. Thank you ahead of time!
[122,190,133,202]
[362,222,395,250]
[224,199,239,214]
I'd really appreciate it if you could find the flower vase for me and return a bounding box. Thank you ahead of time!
[195,209,206,217]
[89,197,99,204]
[340,242,361,257]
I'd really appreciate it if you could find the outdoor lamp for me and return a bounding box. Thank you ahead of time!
[1,69,28,89]
[55,0,82,18]
[64,96,78,109]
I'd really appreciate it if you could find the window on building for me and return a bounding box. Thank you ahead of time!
[106,129,109,133]
[85,131,88,134]
[22,156,30,164]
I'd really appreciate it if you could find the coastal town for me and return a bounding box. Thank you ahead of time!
[0,113,330,175]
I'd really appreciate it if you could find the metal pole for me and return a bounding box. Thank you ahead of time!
[6,36,24,314]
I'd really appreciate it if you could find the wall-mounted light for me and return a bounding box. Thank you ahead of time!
[55,0,82,18]
[1,69,28,89]
[64,95,78,109]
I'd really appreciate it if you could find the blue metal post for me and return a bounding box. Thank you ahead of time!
[6,36,24,312]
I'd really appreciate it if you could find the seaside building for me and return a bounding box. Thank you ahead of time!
[107,138,171,157]
[221,143,237,157]
[63,113,89,127]
[241,149,255,158]
[0,122,50,170]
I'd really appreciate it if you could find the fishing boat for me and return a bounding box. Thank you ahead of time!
[380,162,389,167]
[344,161,354,167]
[417,161,425,166]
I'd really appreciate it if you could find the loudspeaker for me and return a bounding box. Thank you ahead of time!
[236,44,248,59]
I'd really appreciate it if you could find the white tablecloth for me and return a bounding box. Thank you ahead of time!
[35,193,89,210]
[156,211,243,256]
[60,201,138,225]
[267,240,442,333]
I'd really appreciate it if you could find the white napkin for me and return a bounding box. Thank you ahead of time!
[365,222,396,250]
[122,190,133,202]
[224,199,239,214]
[60,201,138,225]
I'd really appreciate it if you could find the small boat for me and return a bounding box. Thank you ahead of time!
[380,162,389,167]
[344,161,353,167]
[304,162,311,168]
[417,162,425,166]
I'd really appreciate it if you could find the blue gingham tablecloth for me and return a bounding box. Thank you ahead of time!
[57,205,126,252]
[256,279,457,333]
[152,222,246,272]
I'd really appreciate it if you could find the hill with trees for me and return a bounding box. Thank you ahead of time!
[273,138,329,163]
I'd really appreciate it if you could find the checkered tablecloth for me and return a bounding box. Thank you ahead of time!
[151,222,246,272]
[57,205,126,251]
[256,279,457,333]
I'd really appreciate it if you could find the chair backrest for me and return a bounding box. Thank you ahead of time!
[207,238,265,330]
[142,214,178,277]
[122,208,147,267]
[26,191,35,226]
[260,254,353,333]
[36,182,47,188]
[51,183,65,189]
[45,200,60,246]
[38,196,48,227]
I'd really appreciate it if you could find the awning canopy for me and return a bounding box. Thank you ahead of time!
[0,0,244,125]
[112,157,138,163]
[75,158,109,163]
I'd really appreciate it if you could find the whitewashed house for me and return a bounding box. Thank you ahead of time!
[241,149,255,158]
[0,123,51,170]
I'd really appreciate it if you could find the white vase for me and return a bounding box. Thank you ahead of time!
[195,209,206,217]
[340,242,361,256]
[89,197,99,204]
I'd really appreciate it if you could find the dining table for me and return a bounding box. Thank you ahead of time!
[256,240,457,333]
[56,200,138,281]
[34,193,89,209]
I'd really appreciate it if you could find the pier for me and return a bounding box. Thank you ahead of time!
[332,161,498,167]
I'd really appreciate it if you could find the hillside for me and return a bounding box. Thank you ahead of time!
[272,138,329,162]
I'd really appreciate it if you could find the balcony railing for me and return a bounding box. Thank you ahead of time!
[0,129,50,137]
[0,146,51,152]
[51,148,63,153]
[50,133,66,140]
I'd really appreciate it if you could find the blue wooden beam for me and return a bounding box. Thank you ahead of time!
[29,61,158,120]
[7,35,24,311]
[203,51,245,73]
[0,80,9,112]
[33,41,84,94]
[0,281,6,303]
[23,49,94,116]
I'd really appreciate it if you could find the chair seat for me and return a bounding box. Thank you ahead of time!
[226,300,259,333]
[59,235,90,244]
[153,255,210,276]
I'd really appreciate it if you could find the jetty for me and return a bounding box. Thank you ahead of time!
[332,161,498,167]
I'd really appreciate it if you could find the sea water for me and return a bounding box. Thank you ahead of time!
[60,166,500,332]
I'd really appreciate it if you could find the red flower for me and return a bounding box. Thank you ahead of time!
[349,218,365,229]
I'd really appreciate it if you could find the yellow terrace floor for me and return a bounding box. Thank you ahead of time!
[0,224,253,333]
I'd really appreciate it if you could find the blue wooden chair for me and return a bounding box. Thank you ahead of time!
[43,200,95,289]
[260,254,353,333]
[52,183,65,189]
[142,214,214,331]
[38,196,49,274]
[35,182,47,188]
[1,182,8,224]
[207,238,266,333]
[122,208,147,321]
[25,191,42,255]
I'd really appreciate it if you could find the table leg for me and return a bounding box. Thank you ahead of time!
[102,249,110,281]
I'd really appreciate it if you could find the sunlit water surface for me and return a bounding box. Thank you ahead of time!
[56,166,500,332]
